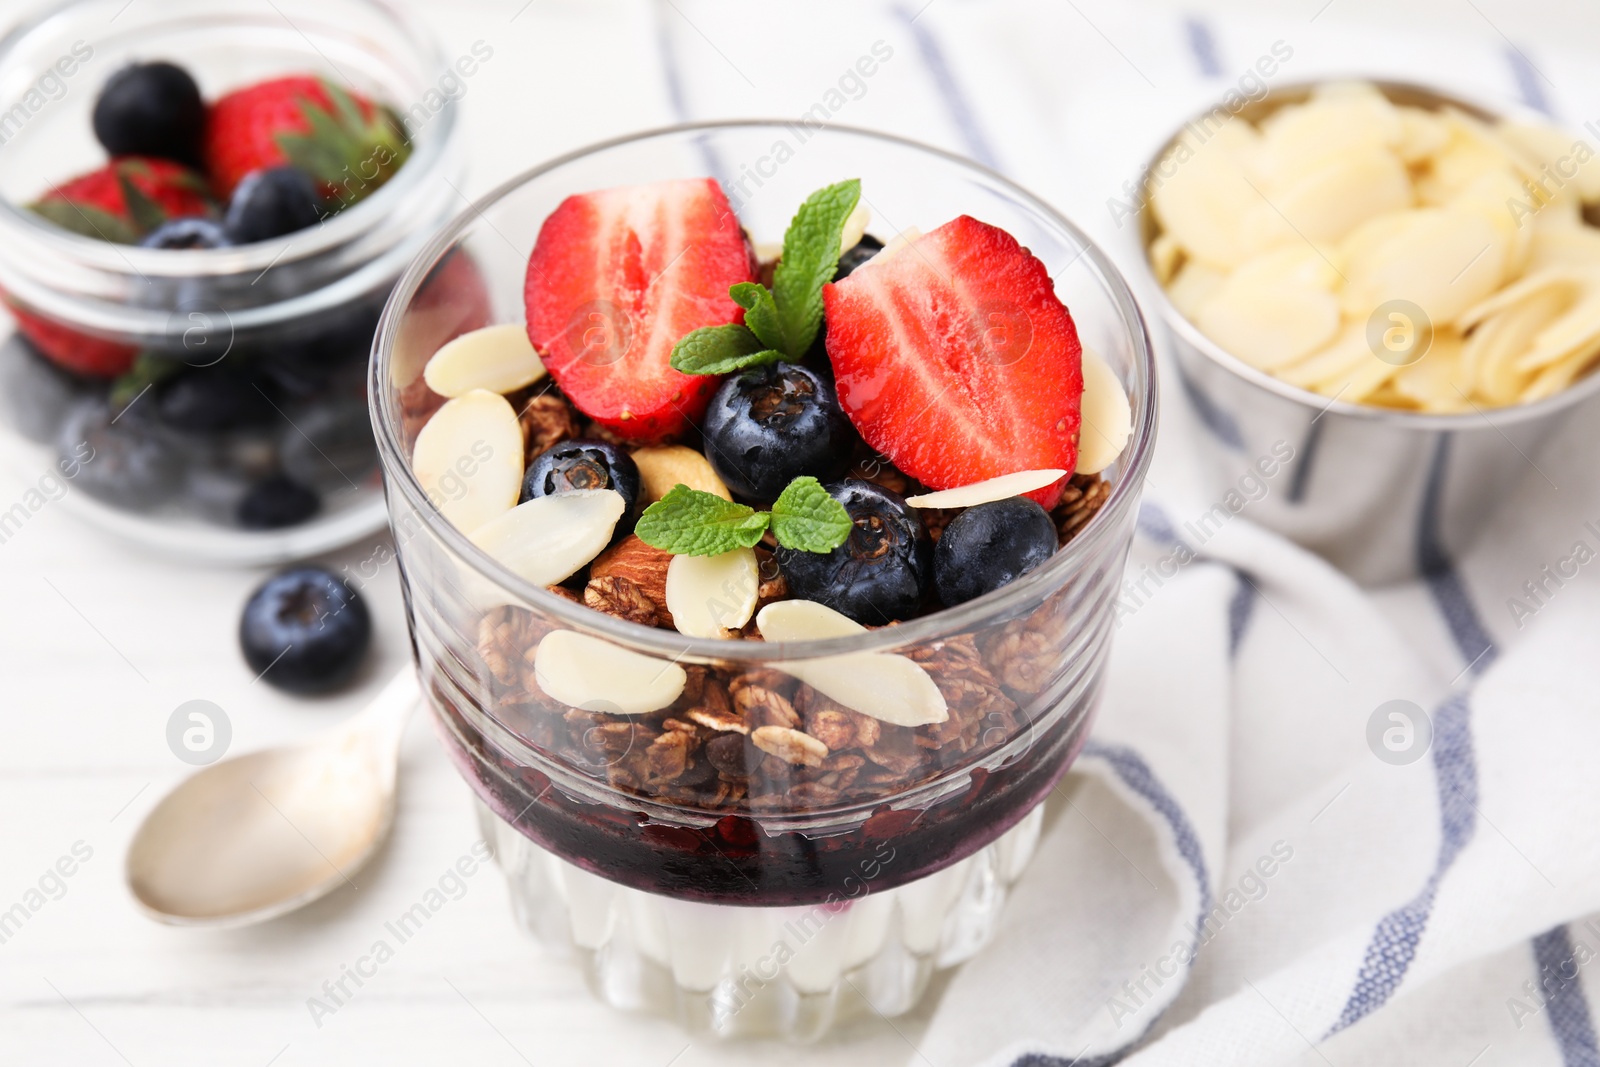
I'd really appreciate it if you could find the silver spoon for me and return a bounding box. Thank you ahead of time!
[126,669,419,927]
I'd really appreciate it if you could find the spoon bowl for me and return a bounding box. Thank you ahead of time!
[126,670,418,927]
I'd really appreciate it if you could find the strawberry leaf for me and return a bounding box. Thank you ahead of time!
[670,323,781,376]
[28,199,140,244]
[116,173,168,236]
[772,178,860,357]
[770,476,852,553]
[636,484,771,555]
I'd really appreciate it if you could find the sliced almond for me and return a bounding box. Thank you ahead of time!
[533,630,686,715]
[840,200,872,253]
[751,725,828,767]
[665,548,759,638]
[755,601,947,727]
[870,227,923,265]
[411,389,524,533]
[423,323,547,398]
[631,445,731,503]
[906,469,1067,509]
[1196,272,1341,370]
[1076,347,1133,474]
[469,490,625,587]
[756,600,865,641]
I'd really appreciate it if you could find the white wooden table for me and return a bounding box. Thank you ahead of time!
[2,1,1587,1064]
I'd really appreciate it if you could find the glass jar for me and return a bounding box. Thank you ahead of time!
[0,0,464,563]
[371,123,1158,1039]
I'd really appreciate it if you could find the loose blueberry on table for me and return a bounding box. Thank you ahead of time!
[403,174,1136,899]
[239,565,371,694]
[1,59,422,530]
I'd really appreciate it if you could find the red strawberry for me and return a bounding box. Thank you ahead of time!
[823,216,1084,509]
[29,157,214,244]
[523,178,755,441]
[4,302,138,377]
[204,75,411,203]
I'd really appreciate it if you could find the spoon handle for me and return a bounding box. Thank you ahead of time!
[360,667,421,755]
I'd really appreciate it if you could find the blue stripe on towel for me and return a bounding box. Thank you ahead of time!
[1417,435,1499,672]
[1136,500,1186,549]
[1533,925,1600,1066]
[1227,571,1256,655]
[651,0,729,181]
[1183,16,1224,77]
[1007,742,1216,1067]
[1328,691,1479,1034]
[1506,46,1554,116]
[894,5,1002,170]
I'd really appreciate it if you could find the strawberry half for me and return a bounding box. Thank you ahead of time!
[523,178,755,441]
[823,216,1084,509]
[3,302,138,378]
[203,75,410,203]
[28,157,214,244]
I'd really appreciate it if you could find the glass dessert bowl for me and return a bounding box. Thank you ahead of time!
[0,0,464,562]
[371,122,1157,1039]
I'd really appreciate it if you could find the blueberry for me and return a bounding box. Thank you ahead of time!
[139,218,229,250]
[223,167,323,244]
[57,400,185,511]
[1,333,88,444]
[702,363,854,501]
[776,479,930,624]
[933,498,1058,607]
[156,366,275,432]
[239,566,370,693]
[92,62,204,165]
[521,439,640,514]
[834,235,885,280]
[279,400,377,493]
[237,474,320,530]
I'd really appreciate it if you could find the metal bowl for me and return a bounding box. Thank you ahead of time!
[1131,79,1600,585]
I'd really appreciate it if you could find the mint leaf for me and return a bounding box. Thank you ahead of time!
[770,476,852,553]
[730,282,787,353]
[636,484,771,555]
[670,324,782,376]
[772,179,861,357]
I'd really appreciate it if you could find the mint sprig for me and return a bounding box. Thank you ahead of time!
[636,476,852,556]
[670,178,862,376]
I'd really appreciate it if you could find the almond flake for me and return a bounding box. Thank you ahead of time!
[1076,347,1133,475]
[666,548,759,638]
[841,200,872,253]
[905,469,1068,510]
[751,725,828,767]
[631,445,731,504]
[411,389,523,533]
[533,630,687,715]
[423,323,547,398]
[470,490,625,586]
[870,226,923,265]
[756,600,948,727]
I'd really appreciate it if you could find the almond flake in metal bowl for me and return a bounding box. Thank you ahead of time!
[470,490,626,586]
[631,445,731,504]
[665,547,759,637]
[410,388,524,533]
[423,323,547,398]
[533,630,687,715]
[755,601,948,727]
[905,469,1067,509]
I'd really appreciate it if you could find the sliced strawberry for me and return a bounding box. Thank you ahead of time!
[823,216,1083,509]
[4,301,138,377]
[524,178,755,441]
[204,76,410,202]
[29,157,214,244]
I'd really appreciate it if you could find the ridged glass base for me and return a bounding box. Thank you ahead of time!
[476,801,1044,1040]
